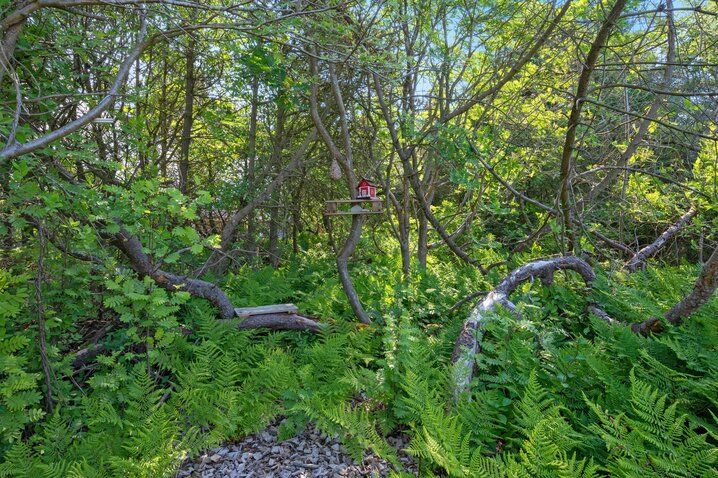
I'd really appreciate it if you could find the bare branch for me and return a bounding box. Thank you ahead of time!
[624,207,697,272]
[590,83,718,97]
[581,98,717,141]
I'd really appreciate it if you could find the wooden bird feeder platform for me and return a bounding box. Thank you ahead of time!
[325,199,383,216]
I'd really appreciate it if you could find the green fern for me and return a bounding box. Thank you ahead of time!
[588,371,718,477]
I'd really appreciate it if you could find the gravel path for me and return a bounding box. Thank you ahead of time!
[176,423,417,478]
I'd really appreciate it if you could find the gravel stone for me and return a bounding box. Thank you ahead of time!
[176,422,417,477]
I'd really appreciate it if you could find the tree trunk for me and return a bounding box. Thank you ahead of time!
[246,77,260,259]
[336,215,371,324]
[418,210,428,270]
[293,184,302,255]
[159,53,169,177]
[399,180,411,278]
[178,39,196,195]
[383,174,410,279]
[557,0,629,251]
[268,201,280,268]
[373,72,485,272]
[35,226,54,413]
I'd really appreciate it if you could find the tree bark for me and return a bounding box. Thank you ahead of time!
[451,256,597,400]
[386,182,411,279]
[664,246,718,325]
[623,206,697,272]
[453,246,718,398]
[385,186,411,281]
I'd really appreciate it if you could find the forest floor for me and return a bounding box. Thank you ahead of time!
[176,422,417,478]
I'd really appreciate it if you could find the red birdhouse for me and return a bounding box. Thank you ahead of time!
[357,179,377,199]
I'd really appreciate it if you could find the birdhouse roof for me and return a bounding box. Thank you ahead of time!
[357,178,376,188]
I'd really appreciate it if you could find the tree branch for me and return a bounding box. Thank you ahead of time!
[0,13,148,162]
[558,0,629,250]
[451,256,598,400]
[624,206,697,272]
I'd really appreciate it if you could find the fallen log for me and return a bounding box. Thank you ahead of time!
[232,304,322,332]
[234,313,323,333]
[235,304,299,318]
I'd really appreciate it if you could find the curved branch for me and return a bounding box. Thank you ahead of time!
[111,227,237,319]
[0,14,148,162]
[451,256,596,400]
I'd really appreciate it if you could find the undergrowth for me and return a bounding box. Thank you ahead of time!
[0,260,716,477]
